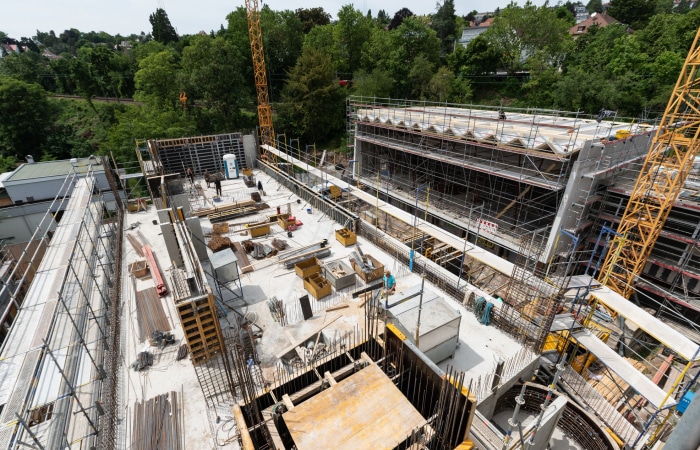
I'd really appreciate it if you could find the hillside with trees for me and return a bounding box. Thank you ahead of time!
[1,1,700,172]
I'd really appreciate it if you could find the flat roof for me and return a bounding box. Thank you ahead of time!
[283,363,426,449]
[5,157,105,183]
[353,105,655,156]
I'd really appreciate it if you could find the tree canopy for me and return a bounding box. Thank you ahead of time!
[1,2,699,164]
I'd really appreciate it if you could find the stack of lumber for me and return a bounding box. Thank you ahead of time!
[232,242,253,273]
[588,357,648,404]
[192,200,256,217]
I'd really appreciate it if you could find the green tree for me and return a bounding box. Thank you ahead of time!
[50,57,76,94]
[58,29,81,55]
[431,0,457,53]
[0,51,53,88]
[303,24,339,63]
[0,155,18,173]
[295,7,331,34]
[133,49,180,109]
[361,26,392,71]
[425,67,472,103]
[483,2,571,75]
[278,48,346,143]
[351,67,393,97]
[334,5,373,75]
[586,0,604,13]
[179,35,250,132]
[607,0,656,29]
[384,16,441,97]
[408,55,435,99]
[447,35,500,77]
[376,10,390,26]
[150,8,179,44]
[676,0,692,13]
[261,8,304,99]
[70,46,121,107]
[656,0,674,14]
[104,104,196,164]
[0,76,52,158]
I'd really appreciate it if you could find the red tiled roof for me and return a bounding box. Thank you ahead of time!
[569,12,619,36]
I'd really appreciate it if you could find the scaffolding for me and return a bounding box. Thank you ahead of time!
[346,97,656,260]
[0,166,122,449]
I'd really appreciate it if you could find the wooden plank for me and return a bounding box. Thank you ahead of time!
[282,394,295,411]
[192,200,256,217]
[283,364,425,450]
[326,303,349,312]
[324,371,337,387]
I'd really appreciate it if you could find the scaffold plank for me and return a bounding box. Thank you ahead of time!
[589,282,700,361]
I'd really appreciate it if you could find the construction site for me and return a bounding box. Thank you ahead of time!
[1,4,700,450]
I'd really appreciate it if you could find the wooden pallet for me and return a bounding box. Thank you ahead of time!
[176,294,223,365]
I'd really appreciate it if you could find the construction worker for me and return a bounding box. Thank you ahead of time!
[383,270,396,295]
[257,180,263,194]
[214,178,222,197]
[204,169,211,188]
[186,167,194,185]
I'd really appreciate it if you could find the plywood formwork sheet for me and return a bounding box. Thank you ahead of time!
[283,364,426,450]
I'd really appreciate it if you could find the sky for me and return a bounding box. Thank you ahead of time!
[3,0,550,40]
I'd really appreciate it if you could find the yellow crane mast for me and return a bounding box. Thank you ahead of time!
[245,0,276,160]
[598,28,700,299]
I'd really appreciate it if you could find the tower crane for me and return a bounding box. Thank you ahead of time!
[597,28,700,299]
[245,0,276,161]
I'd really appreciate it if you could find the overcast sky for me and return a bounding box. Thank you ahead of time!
[3,0,551,40]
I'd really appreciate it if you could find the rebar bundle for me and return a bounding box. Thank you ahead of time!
[134,288,171,342]
[130,392,184,450]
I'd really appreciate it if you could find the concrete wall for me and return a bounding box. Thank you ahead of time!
[0,203,57,244]
[543,132,654,262]
[0,191,122,245]
[4,172,110,204]
[476,355,540,418]
[243,134,257,169]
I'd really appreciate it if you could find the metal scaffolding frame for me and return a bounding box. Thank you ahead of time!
[0,167,122,449]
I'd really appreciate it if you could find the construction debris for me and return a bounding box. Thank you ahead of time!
[131,351,153,371]
[176,344,189,361]
[212,222,229,234]
[208,234,234,253]
[252,242,276,259]
[271,238,288,251]
[267,296,286,325]
[241,239,255,253]
[149,331,176,349]
[326,303,349,312]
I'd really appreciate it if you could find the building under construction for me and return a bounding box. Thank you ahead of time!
[346,96,700,337]
[0,117,696,449]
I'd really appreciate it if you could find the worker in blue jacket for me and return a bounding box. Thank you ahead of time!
[383,270,396,295]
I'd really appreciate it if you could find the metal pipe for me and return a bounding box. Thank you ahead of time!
[525,356,566,450]
[502,384,527,450]
[415,275,425,348]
